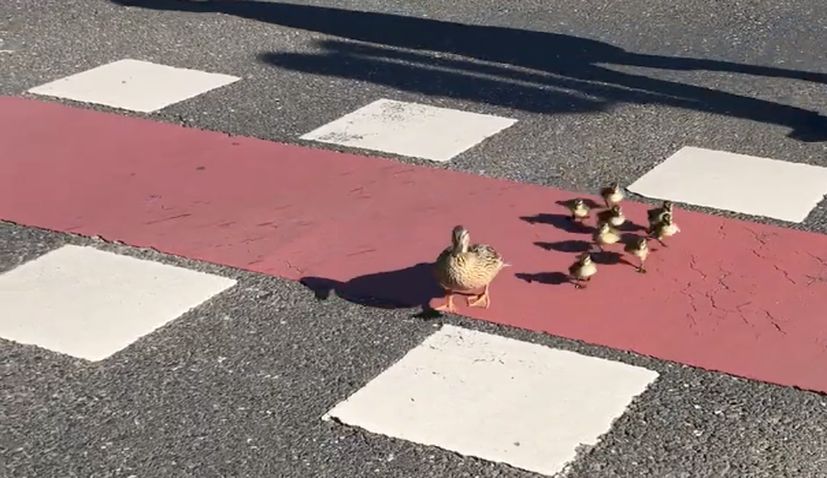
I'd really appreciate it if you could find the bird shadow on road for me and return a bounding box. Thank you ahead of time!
[515,271,571,286]
[109,0,827,141]
[535,239,592,253]
[534,240,628,264]
[616,221,650,233]
[300,262,445,317]
[525,230,640,285]
[521,213,593,234]
[555,199,604,210]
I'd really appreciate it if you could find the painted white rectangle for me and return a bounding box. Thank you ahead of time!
[27,59,240,113]
[0,245,236,361]
[300,98,517,162]
[628,146,827,223]
[324,325,658,477]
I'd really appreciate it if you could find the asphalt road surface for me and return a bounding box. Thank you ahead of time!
[2,1,827,477]
[3,0,827,233]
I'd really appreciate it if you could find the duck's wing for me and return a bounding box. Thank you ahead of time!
[469,243,503,263]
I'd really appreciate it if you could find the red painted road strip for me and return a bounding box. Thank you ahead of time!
[2,96,826,392]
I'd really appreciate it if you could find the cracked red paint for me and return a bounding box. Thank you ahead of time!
[1,96,826,393]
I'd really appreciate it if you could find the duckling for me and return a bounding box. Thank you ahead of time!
[600,182,624,208]
[568,252,597,288]
[566,198,591,222]
[433,225,508,312]
[623,236,649,273]
[647,200,673,229]
[596,204,626,227]
[649,212,681,247]
[593,222,622,251]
